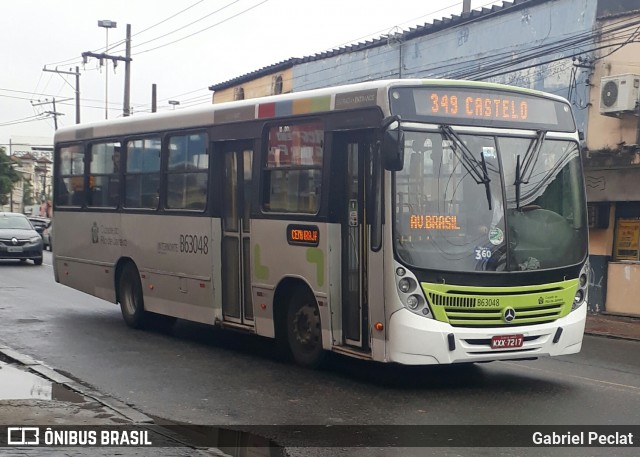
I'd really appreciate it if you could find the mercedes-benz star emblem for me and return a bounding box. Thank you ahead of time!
[11,238,18,246]
[503,307,516,323]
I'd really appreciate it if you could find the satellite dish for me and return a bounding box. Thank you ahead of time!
[601,80,619,108]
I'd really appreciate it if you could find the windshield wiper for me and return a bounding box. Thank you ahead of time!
[440,125,492,210]
[514,130,546,209]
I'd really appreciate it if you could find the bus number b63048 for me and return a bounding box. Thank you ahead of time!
[179,234,209,255]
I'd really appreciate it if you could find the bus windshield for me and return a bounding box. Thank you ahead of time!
[394,130,588,272]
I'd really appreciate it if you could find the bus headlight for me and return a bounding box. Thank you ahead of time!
[579,273,587,288]
[398,278,413,293]
[572,261,589,311]
[394,262,433,318]
[406,295,420,310]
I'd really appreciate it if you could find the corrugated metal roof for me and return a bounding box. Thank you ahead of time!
[208,0,546,91]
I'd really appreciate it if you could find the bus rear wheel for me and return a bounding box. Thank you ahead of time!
[119,263,147,329]
[286,287,325,368]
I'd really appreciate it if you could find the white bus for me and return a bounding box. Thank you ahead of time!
[52,79,589,367]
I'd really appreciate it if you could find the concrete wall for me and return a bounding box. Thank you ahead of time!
[606,262,640,316]
[587,205,615,313]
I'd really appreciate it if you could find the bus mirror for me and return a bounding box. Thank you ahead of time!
[381,116,404,171]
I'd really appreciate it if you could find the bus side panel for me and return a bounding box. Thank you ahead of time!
[120,214,218,325]
[251,219,332,348]
[367,225,386,362]
[54,211,122,303]
[327,224,342,346]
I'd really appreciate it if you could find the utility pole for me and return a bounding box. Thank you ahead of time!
[31,98,66,130]
[42,66,81,123]
[9,139,13,213]
[123,24,132,117]
[51,99,58,130]
[82,51,132,119]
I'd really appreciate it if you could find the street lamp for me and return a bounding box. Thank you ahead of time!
[168,100,180,110]
[98,19,117,120]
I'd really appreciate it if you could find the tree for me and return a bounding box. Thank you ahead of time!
[22,180,35,207]
[0,147,20,206]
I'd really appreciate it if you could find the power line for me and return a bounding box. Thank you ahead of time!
[133,0,271,55]
[122,0,240,53]
[0,114,50,127]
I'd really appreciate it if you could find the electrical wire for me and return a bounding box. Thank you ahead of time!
[132,0,270,55]
[0,114,50,127]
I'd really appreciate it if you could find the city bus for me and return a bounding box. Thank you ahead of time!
[52,79,589,367]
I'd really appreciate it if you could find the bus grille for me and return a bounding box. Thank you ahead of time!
[426,291,565,328]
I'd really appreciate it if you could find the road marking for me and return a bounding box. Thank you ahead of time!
[500,361,640,394]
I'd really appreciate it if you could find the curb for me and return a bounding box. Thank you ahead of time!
[584,330,640,342]
[0,345,154,424]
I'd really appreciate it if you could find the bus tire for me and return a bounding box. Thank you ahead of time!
[286,287,325,368]
[118,263,147,329]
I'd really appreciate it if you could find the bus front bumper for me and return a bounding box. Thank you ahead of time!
[388,305,587,365]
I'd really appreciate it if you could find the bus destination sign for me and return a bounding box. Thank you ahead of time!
[287,224,320,247]
[390,86,576,132]
[428,91,535,122]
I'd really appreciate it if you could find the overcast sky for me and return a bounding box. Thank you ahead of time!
[0,0,504,148]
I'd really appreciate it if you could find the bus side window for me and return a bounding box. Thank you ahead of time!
[56,144,85,207]
[125,137,162,210]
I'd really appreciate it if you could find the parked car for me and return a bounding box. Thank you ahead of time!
[28,216,50,238]
[43,221,53,251]
[0,212,44,265]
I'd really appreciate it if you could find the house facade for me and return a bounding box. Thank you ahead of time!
[0,137,53,215]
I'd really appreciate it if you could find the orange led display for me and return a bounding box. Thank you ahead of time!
[429,93,529,121]
[287,224,320,246]
[410,215,461,230]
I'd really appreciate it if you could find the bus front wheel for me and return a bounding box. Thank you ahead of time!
[286,287,325,368]
[119,263,147,329]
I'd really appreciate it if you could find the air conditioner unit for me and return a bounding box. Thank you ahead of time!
[599,74,640,116]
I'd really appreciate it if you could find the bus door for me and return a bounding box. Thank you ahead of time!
[334,131,378,350]
[219,141,254,326]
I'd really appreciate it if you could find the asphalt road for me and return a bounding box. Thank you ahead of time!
[1,251,639,456]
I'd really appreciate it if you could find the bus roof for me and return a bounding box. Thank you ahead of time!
[54,79,565,143]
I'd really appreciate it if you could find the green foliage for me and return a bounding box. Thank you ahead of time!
[0,148,20,206]
[22,180,35,206]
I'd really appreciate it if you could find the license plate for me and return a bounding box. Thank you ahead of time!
[491,334,524,349]
[7,246,23,253]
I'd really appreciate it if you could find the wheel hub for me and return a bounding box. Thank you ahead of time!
[292,305,320,347]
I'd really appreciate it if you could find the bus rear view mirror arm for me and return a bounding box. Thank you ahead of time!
[381,115,404,171]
